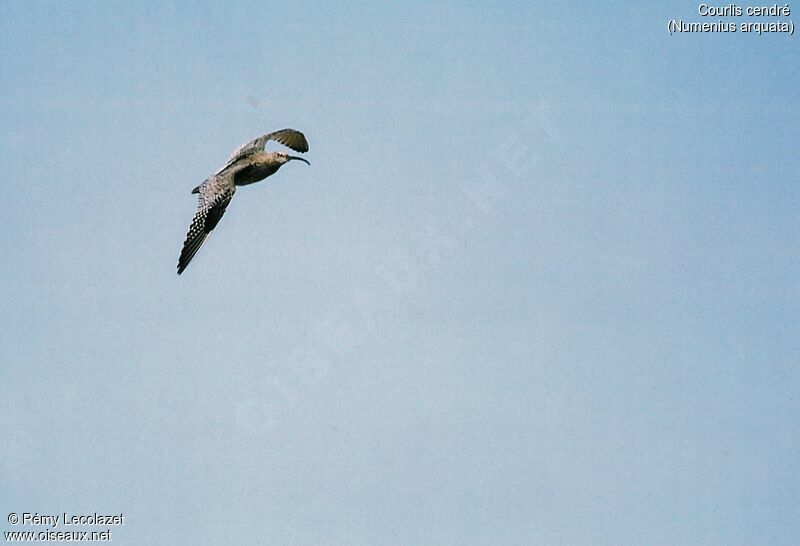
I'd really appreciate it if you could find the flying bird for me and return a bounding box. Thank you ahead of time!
[177,129,310,275]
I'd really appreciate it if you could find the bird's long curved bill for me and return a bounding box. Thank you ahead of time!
[288,156,310,165]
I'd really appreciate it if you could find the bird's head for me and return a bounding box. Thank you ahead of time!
[276,151,310,166]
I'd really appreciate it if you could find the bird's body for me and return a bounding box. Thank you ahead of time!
[177,129,310,275]
[230,151,283,185]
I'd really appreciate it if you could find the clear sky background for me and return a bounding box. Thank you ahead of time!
[1,1,798,544]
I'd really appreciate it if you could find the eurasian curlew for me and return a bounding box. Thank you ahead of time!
[177,129,310,275]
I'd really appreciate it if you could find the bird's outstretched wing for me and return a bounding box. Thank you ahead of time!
[177,175,236,275]
[218,129,309,172]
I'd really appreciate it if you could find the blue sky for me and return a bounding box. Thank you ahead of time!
[1,2,798,544]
